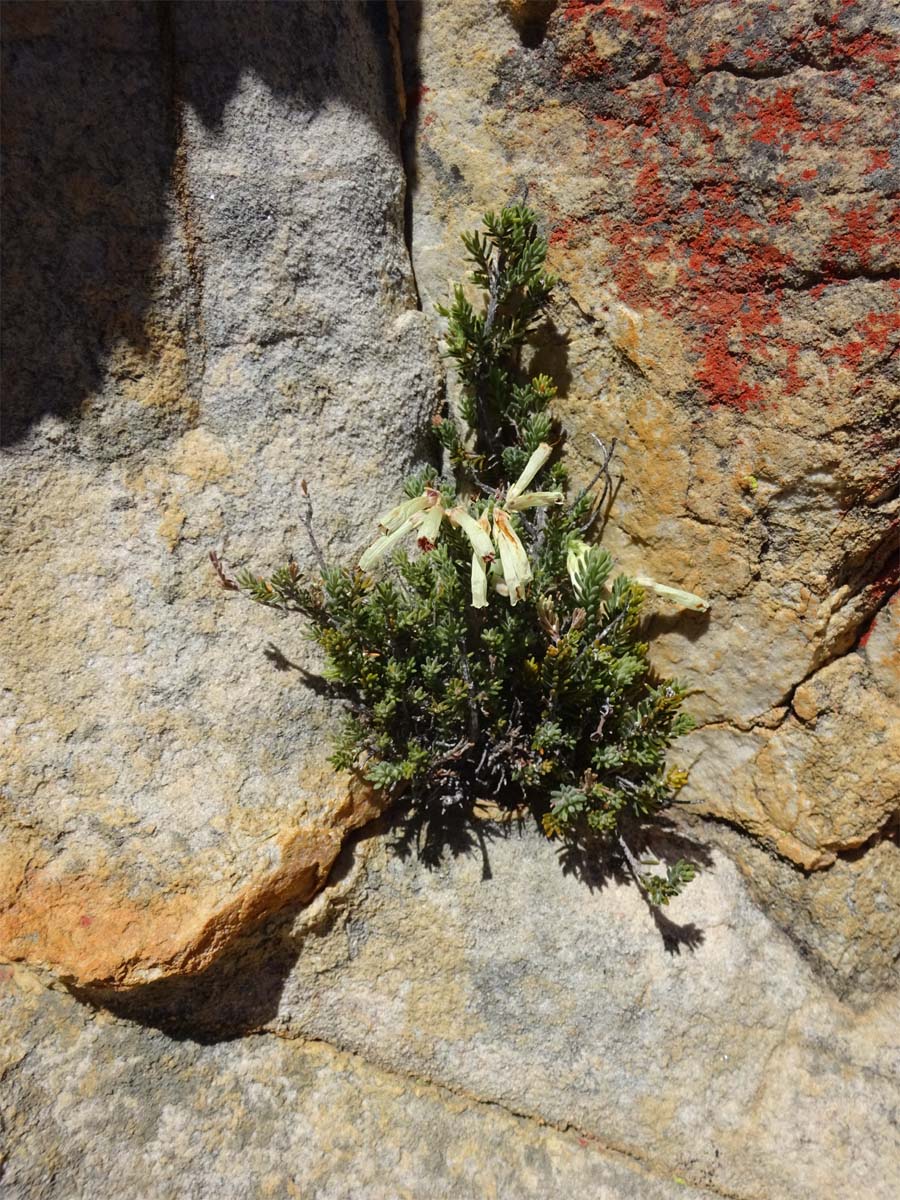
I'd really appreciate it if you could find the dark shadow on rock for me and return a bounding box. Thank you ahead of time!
[528,318,573,400]
[557,815,713,954]
[1,0,402,445]
[644,605,712,644]
[390,792,711,955]
[397,0,424,281]
[388,796,531,881]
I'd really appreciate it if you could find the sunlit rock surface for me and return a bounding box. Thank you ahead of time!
[0,1,439,988]
[1,3,898,1196]
[402,0,899,870]
[16,821,897,1200]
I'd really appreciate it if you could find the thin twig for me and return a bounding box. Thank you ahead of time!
[616,831,646,883]
[596,610,628,642]
[300,479,327,573]
[209,550,239,591]
[457,641,480,741]
[575,433,620,535]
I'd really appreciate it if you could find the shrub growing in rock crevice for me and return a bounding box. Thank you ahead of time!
[216,204,707,905]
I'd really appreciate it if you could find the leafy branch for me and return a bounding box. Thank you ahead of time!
[216,203,709,907]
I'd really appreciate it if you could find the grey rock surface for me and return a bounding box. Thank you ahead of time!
[1,1,440,987]
[1,966,719,1200]
[87,819,900,1200]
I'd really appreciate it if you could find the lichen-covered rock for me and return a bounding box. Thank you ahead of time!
[402,0,899,869]
[0,1,440,988]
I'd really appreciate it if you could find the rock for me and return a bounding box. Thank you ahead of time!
[682,601,900,869]
[1,964,721,1200]
[401,0,900,870]
[58,820,900,1200]
[709,820,900,1003]
[2,6,898,1190]
[0,1,441,988]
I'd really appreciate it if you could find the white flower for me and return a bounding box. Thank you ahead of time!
[412,497,445,550]
[359,517,420,571]
[634,576,710,612]
[446,505,495,563]
[566,535,709,612]
[470,553,488,608]
[376,493,431,534]
[493,508,532,606]
[361,488,444,569]
[359,444,563,609]
[506,442,553,503]
[506,489,563,512]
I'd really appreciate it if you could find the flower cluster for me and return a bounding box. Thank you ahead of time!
[360,443,563,608]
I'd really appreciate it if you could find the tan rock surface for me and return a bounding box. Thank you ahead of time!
[402,0,900,869]
[81,820,900,1200]
[0,2,439,988]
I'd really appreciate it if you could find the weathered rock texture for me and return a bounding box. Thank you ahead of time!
[29,821,900,1200]
[1,965,724,1200]
[2,3,899,1196]
[403,0,899,872]
[0,1,439,988]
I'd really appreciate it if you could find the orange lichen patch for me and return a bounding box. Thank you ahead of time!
[549,0,897,411]
[0,777,388,991]
[823,308,900,372]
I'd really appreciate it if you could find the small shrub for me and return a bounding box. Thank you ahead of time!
[216,203,708,905]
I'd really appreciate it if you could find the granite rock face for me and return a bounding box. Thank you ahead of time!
[403,0,899,871]
[1,965,725,1200]
[2,4,899,1197]
[43,821,900,1200]
[0,1,440,988]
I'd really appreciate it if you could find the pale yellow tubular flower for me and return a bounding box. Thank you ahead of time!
[376,493,430,534]
[359,516,417,571]
[506,442,553,503]
[469,513,492,607]
[566,537,591,590]
[506,489,564,512]
[470,553,488,608]
[634,575,710,613]
[412,501,444,551]
[447,505,495,562]
[493,508,532,605]
[489,560,509,597]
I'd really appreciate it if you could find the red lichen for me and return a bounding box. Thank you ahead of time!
[551,0,895,410]
[865,148,890,172]
[742,89,803,146]
[824,309,900,371]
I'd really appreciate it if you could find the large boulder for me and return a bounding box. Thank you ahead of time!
[29,820,899,1200]
[0,1,440,988]
[402,0,899,871]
